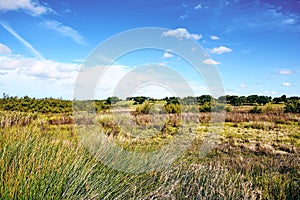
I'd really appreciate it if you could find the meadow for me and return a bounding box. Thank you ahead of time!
[0,96,300,199]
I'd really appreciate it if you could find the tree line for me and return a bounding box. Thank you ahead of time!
[1,93,300,113]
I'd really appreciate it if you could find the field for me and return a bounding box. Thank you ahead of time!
[0,100,300,199]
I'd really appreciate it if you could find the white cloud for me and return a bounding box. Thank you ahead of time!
[163,51,173,58]
[248,8,300,31]
[0,43,11,54]
[162,28,202,40]
[202,58,220,65]
[282,18,297,25]
[0,0,49,16]
[263,91,277,95]
[72,59,85,63]
[25,60,79,80]
[239,83,246,88]
[42,20,88,46]
[0,72,8,75]
[211,46,232,54]
[0,22,44,59]
[190,47,197,52]
[0,55,79,80]
[0,55,28,70]
[281,82,291,87]
[279,70,294,75]
[210,35,220,40]
[179,14,189,20]
[194,4,202,10]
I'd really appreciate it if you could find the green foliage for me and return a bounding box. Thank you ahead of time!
[0,95,72,113]
[199,102,212,112]
[225,105,232,112]
[164,103,181,114]
[0,110,300,199]
[284,100,300,113]
[263,102,273,113]
[181,96,197,104]
[163,96,181,105]
[127,96,149,105]
[0,94,111,114]
[136,102,153,114]
[229,95,242,106]
[199,102,225,112]
[273,95,287,104]
[197,95,213,105]
[106,96,120,104]
[249,105,262,113]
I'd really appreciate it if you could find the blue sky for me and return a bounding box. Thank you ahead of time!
[0,0,299,99]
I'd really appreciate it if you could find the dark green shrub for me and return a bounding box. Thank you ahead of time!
[284,100,300,113]
[249,105,262,113]
[199,102,212,112]
[199,102,225,112]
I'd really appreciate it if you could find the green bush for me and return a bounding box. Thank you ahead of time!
[284,100,300,113]
[225,105,232,112]
[164,103,181,114]
[199,102,225,112]
[199,102,212,112]
[249,105,262,113]
[136,102,153,114]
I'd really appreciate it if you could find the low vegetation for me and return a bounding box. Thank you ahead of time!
[0,94,300,199]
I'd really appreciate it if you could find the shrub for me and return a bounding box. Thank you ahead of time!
[225,105,232,112]
[263,102,273,113]
[199,102,212,112]
[284,100,300,113]
[249,105,262,114]
[199,102,225,112]
[211,102,225,112]
[164,103,181,114]
[136,102,153,114]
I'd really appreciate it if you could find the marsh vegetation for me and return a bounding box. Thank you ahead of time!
[0,95,300,199]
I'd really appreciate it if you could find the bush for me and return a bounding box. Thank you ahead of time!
[249,105,262,113]
[225,105,232,112]
[199,102,225,112]
[164,103,181,114]
[263,102,273,113]
[199,102,212,112]
[136,102,153,114]
[284,100,300,113]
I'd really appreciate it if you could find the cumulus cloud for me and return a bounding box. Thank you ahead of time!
[162,28,202,40]
[210,46,232,54]
[42,20,88,46]
[0,0,49,16]
[25,60,79,80]
[202,58,220,65]
[281,82,291,87]
[0,55,80,80]
[279,69,294,75]
[0,43,11,54]
[163,51,173,58]
[210,35,220,40]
